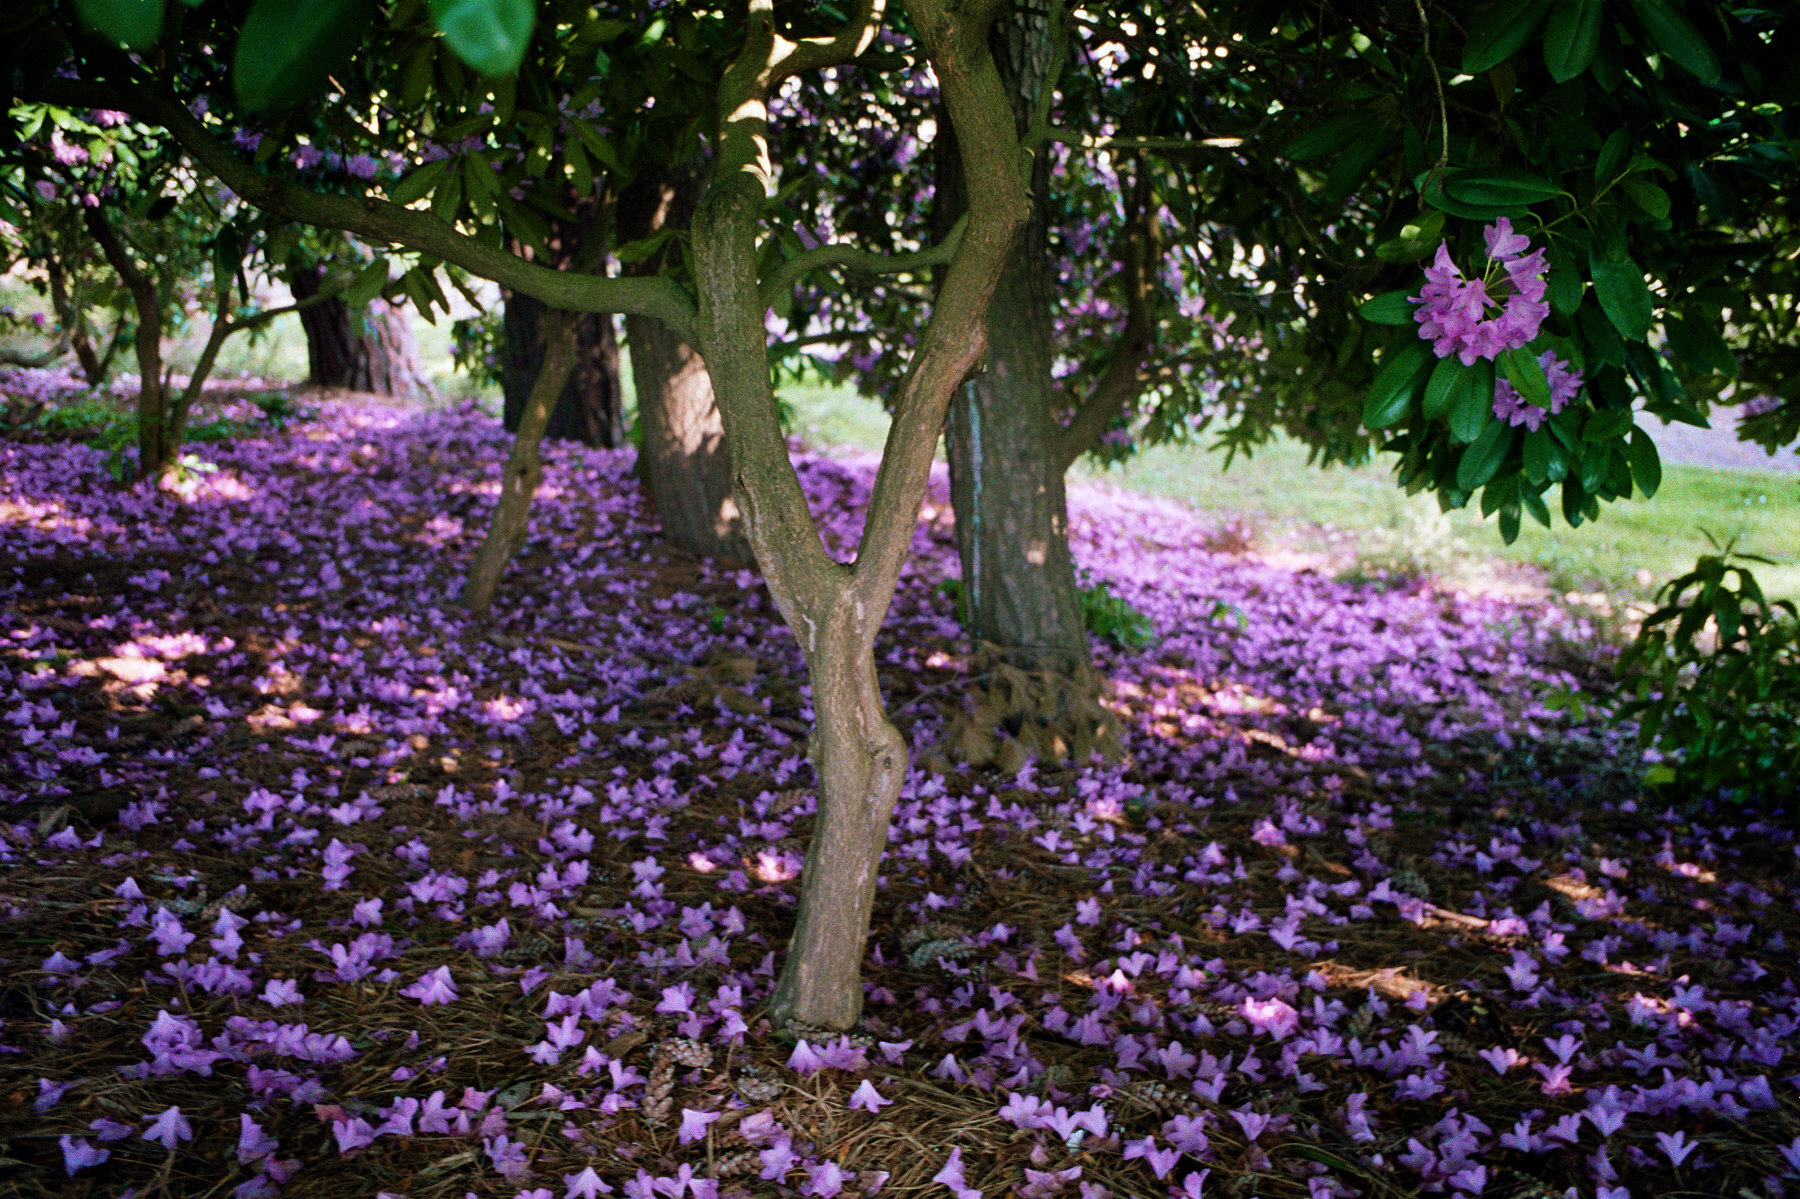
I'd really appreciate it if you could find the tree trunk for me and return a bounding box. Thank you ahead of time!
[290,265,433,398]
[84,208,171,478]
[934,11,1121,766]
[683,0,1030,1031]
[624,312,750,563]
[45,256,105,385]
[502,293,626,447]
[618,162,751,563]
[464,311,579,612]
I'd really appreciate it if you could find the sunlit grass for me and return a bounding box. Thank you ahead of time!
[779,381,1800,606]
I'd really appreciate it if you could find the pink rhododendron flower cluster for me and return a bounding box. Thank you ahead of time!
[1493,350,1585,430]
[1412,219,1550,364]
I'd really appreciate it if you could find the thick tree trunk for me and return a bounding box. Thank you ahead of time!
[84,208,171,478]
[618,162,750,563]
[502,293,626,448]
[464,312,579,613]
[934,11,1120,765]
[291,266,433,399]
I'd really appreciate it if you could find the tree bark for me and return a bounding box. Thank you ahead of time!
[84,207,171,478]
[502,292,626,448]
[618,162,751,563]
[685,0,1030,1031]
[464,311,579,612]
[932,9,1124,765]
[290,265,434,398]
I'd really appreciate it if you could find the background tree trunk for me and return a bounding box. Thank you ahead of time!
[934,12,1119,766]
[618,161,751,563]
[84,208,171,477]
[501,292,626,448]
[290,265,433,398]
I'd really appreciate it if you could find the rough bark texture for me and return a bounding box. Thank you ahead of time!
[619,162,750,563]
[933,10,1121,766]
[464,313,579,613]
[502,292,626,448]
[291,266,433,399]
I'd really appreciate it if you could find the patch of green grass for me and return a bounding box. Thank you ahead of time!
[775,380,1800,606]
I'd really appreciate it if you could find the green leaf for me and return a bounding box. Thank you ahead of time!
[1523,487,1552,527]
[72,0,164,49]
[1584,407,1635,443]
[1544,0,1604,82]
[1448,358,1497,443]
[1621,178,1671,222]
[614,227,675,266]
[430,0,535,77]
[1363,341,1432,429]
[1595,129,1630,184]
[1523,428,1569,483]
[1547,241,1584,316]
[1499,503,1522,544]
[430,162,464,222]
[1285,113,1373,161]
[1499,345,1553,410]
[1462,0,1556,73]
[1624,0,1721,84]
[1374,211,1446,263]
[1421,172,1522,221]
[1629,426,1662,497]
[1358,290,1417,325]
[387,156,452,206]
[345,258,390,307]
[1421,354,1468,421]
[235,0,376,111]
[1324,130,1396,203]
[1458,419,1513,490]
[1443,169,1565,208]
[1589,252,1656,340]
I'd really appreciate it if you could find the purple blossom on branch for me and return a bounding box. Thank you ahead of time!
[1412,219,1550,364]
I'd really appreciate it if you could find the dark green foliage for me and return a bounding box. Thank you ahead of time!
[1078,574,1158,650]
[32,392,312,478]
[1617,546,1800,815]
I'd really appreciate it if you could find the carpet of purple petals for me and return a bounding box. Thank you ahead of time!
[1,385,1797,1199]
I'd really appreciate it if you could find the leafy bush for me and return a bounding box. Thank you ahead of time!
[1617,546,1800,812]
[1078,574,1158,650]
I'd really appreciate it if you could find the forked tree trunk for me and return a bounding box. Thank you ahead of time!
[291,266,433,398]
[502,293,626,448]
[45,256,106,385]
[464,312,579,612]
[619,161,751,563]
[687,0,1031,1031]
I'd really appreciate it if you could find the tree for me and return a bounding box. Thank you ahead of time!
[25,0,1030,1030]
[34,0,1797,1028]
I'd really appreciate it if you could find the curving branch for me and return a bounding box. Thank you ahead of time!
[757,214,966,311]
[28,79,700,344]
[1054,162,1160,470]
[770,0,887,85]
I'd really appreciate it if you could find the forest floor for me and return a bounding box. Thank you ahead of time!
[0,382,1796,1199]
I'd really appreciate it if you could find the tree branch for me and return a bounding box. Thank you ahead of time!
[771,0,887,84]
[29,78,700,343]
[1054,164,1159,470]
[758,215,966,311]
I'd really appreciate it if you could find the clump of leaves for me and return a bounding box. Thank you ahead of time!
[1616,545,1800,815]
[450,315,505,389]
[1079,573,1158,650]
[253,391,314,430]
